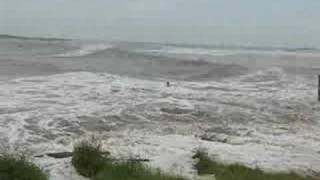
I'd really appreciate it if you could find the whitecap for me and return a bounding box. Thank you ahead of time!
[52,44,114,58]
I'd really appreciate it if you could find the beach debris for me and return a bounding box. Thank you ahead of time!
[34,151,150,162]
[35,151,110,159]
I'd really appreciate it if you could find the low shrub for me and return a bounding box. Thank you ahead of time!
[0,153,48,180]
[72,137,107,178]
[94,160,185,180]
[193,150,315,180]
[72,138,186,180]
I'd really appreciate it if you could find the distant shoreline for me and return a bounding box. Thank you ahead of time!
[0,34,70,41]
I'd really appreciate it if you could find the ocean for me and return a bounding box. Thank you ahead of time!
[0,35,319,179]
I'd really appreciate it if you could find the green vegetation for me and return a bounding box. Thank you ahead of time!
[72,138,319,180]
[193,150,316,180]
[72,138,186,180]
[72,138,106,178]
[94,161,185,180]
[0,153,48,180]
[2,140,316,180]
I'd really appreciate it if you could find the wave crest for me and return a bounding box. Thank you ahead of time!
[52,44,114,57]
[239,67,286,82]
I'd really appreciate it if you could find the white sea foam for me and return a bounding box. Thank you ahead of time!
[0,70,319,179]
[138,47,241,56]
[138,46,320,57]
[52,44,113,57]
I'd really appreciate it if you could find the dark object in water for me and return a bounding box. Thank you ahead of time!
[34,151,110,159]
[34,152,73,159]
[34,151,149,162]
[160,107,191,114]
[166,81,170,87]
[111,89,120,93]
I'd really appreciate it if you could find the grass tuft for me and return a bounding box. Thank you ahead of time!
[72,138,186,180]
[193,150,315,180]
[72,140,318,180]
[0,153,48,180]
[72,137,106,178]
[94,160,185,180]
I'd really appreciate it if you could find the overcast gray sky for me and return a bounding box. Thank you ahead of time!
[1,0,320,47]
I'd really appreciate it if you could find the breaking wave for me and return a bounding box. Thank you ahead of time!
[238,67,286,82]
[137,46,244,56]
[137,45,320,57]
[52,44,114,57]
